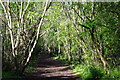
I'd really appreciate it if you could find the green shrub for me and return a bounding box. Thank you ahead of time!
[73,65,103,80]
[2,70,21,79]
[89,66,103,79]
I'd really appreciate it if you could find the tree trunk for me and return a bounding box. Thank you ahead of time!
[90,28,109,74]
[21,1,49,74]
[57,27,60,58]
[118,14,120,28]
[67,25,72,61]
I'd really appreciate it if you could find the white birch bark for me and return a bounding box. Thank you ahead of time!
[24,0,49,66]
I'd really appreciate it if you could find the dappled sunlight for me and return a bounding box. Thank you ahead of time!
[26,54,81,80]
[1,1,120,80]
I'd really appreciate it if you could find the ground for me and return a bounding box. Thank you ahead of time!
[25,54,82,80]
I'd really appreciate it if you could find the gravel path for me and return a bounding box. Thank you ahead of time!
[26,54,82,80]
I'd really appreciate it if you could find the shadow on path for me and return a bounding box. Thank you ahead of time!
[25,54,82,80]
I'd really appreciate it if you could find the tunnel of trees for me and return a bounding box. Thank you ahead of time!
[0,0,120,79]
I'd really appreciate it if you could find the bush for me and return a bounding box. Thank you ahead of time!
[102,67,120,79]
[2,70,21,79]
[73,65,103,80]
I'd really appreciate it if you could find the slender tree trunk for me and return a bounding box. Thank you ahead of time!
[21,1,49,73]
[67,25,72,61]
[91,1,109,74]
[100,34,105,57]
[57,27,60,58]
[118,14,120,28]
[90,28,109,74]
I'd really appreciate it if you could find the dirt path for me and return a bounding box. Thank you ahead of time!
[26,54,82,80]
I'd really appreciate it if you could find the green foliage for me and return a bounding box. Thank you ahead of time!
[103,68,120,79]
[2,70,21,79]
[25,66,35,72]
[72,64,103,80]
[2,1,120,79]
[53,54,120,80]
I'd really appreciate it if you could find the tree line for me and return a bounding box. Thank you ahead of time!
[1,1,120,78]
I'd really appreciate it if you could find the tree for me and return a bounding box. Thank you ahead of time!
[0,0,52,74]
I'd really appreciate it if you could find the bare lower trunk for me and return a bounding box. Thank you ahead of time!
[91,28,109,74]
[118,14,120,28]
[96,48,109,74]
[57,27,60,58]
[58,44,60,58]
[21,1,49,73]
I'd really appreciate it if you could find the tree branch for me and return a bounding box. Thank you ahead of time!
[22,0,51,73]
[21,0,30,23]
